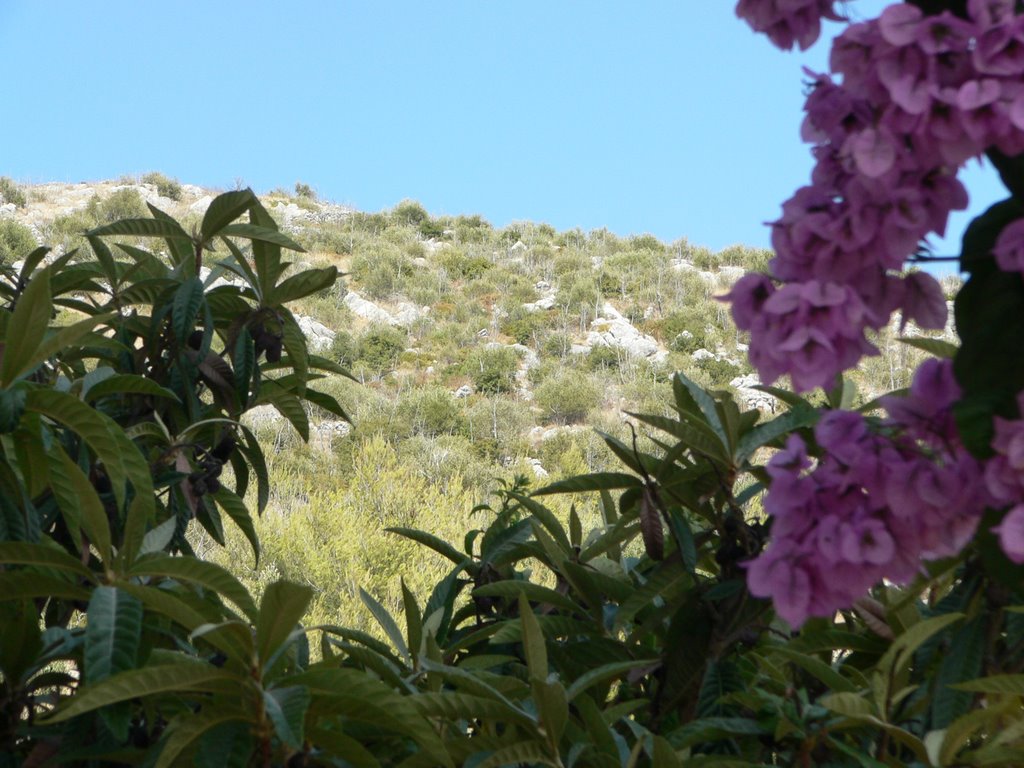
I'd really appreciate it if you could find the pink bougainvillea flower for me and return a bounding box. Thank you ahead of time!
[993,218,1024,272]
[993,504,1024,563]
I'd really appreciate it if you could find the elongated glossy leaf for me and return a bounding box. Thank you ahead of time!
[477,741,558,768]
[155,710,250,768]
[735,404,817,463]
[220,223,305,252]
[532,472,641,496]
[565,658,659,702]
[509,493,571,553]
[931,617,985,729]
[48,445,112,565]
[952,674,1024,695]
[23,313,114,382]
[360,587,410,660]
[212,487,260,565]
[519,594,547,682]
[2,269,52,385]
[0,571,90,602]
[272,267,338,306]
[771,646,856,694]
[88,217,191,241]
[42,662,238,723]
[387,527,468,566]
[306,727,380,768]
[130,554,258,621]
[85,586,142,683]
[29,388,155,526]
[85,374,180,403]
[279,309,308,387]
[172,277,204,343]
[0,541,94,579]
[898,336,958,359]
[256,580,312,666]
[200,189,256,242]
[473,580,583,615]
[409,691,535,728]
[264,685,310,749]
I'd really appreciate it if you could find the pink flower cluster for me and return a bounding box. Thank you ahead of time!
[734,0,843,51]
[983,393,1024,562]
[747,360,990,626]
[730,1,1024,392]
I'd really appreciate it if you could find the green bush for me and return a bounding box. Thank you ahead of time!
[141,171,183,200]
[329,328,356,367]
[0,219,36,263]
[294,180,317,200]
[438,249,492,280]
[396,386,466,437]
[465,345,519,394]
[534,369,600,423]
[356,324,407,375]
[87,187,148,223]
[0,177,26,208]
[390,199,429,227]
[500,308,543,345]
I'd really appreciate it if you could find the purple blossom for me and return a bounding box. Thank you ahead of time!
[735,0,842,51]
[993,504,1024,564]
[993,219,1024,273]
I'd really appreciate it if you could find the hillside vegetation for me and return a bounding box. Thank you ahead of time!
[0,174,951,629]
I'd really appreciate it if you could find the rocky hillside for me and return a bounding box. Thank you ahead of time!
[0,174,957,628]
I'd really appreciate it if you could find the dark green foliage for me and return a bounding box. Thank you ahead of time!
[465,345,519,394]
[534,369,600,423]
[0,178,26,208]
[141,171,183,201]
[357,324,407,375]
[0,220,36,264]
[87,187,148,223]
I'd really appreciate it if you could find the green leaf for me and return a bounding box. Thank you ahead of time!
[0,387,25,433]
[256,580,313,667]
[172,277,205,343]
[674,371,727,444]
[819,692,875,718]
[532,472,642,496]
[387,527,469,566]
[898,337,958,359]
[510,492,572,554]
[931,616,985,729]
[0,541,94,579]
[401,578,423,661]
[881,612,964,678]
[360,587,410,661]
[84,586,142,683]
[200,189,256,242]
[48,445,112,565]
[952,674,1024,695]
[271,266,338,304]
[0,571,90,602]
[306,727,380,768]
[85,374,180,403]
[156,711,250,768]
[264,685,311,749]
[220,223,305,252]
[477,740,559,768]
[473,580,584,615]
[211,487,260,566]
[22,312,114,382]
[2,269,52,385]
[735,404,817,463]
[130,554,258,622]
[42,661,238,723]
[771,646,856,694]
[519,594,548,681]
[565,659,659,702]
[87,217,192,241]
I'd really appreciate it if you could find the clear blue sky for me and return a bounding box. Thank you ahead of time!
[0,1,1005,255]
